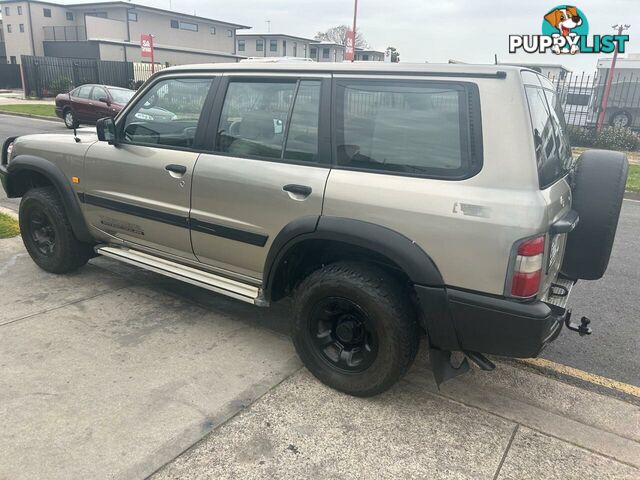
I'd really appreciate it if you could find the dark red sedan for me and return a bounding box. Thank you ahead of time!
[55,84,135,129]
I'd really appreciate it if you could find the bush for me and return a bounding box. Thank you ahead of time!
[50,77,73,96]
[567,126,594,148]
[592,126,640,151]
[567,126,640,151]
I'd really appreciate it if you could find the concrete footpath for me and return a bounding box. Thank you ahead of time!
[0,234,638,479]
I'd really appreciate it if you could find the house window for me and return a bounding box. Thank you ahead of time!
[362,54,369,61]
[87,12,108,18]
[210,26,216,35]
[310,47,317,58]
[293,42,297,57]
[283,40,287,55]
[6,24,12,34]
[10,56,17,64]
[270,40,277,52]
[171,20,198,31]
[322,48,330,59]
[66,12,74,20]
[43,8,52,17]
[238,39,245,51]
[4,7,9,16]
[128,11,137,21]
[256,39,264,51]
[226,29,232,37]
[17,6,22,15]
[19,24,24,33]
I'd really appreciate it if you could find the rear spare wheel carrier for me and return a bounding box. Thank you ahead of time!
[561,149,628,280]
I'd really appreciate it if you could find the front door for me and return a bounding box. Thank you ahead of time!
[190,75,331,281]
[82,76,215,260]
[88,85,113,122]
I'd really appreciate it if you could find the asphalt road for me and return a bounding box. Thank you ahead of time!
[1,113,638,389]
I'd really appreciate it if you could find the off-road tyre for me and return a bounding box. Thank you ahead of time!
[19,187,93,274]
[561,150,628,280]
[292,262,419,397]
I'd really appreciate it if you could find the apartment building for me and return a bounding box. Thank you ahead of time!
[236,32,313,59]
[0,0,249,64]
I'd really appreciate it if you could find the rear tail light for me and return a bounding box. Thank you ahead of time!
[510,235,545,298]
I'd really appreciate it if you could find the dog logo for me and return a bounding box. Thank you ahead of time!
[543,6,586,54]
[509,5,628,55]
[543,6,583,54]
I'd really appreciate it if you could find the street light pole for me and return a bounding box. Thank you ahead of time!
[596,24,630,131]
[351,0,358,62]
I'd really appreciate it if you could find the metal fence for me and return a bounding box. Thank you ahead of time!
[20,56,162,97]
[548,71,640,131]
[0,64,22,89]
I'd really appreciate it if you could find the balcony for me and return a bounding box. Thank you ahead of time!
[43,26,87,42]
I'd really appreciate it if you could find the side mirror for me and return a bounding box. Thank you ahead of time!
[96,117,117,144]
[98,97,110,105]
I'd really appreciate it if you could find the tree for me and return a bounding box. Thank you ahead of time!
[314,25,369,49]
[386,46,400,63]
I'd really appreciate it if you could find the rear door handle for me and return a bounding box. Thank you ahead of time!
[283,184,312,197]
[165,164,187,175]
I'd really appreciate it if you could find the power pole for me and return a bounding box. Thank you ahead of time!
[596,24,631,131]
[351,0,358,62]
[266,20,271,33]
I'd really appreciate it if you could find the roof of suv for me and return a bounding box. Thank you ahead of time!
[162,62,522,77]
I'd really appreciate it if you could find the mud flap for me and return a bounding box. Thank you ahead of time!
[429,347,470,388]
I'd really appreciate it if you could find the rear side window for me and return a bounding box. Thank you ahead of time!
[334,79,481,178]
[216,79,321,163]
[525,85,572,188]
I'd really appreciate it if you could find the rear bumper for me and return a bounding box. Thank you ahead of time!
[416,286,566,358]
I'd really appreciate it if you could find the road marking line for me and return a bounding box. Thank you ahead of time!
[518,357,640,398]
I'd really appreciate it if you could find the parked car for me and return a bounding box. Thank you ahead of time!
[2,64,628,397]
[55,84,177,129]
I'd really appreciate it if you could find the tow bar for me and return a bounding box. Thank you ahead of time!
[564,309,592,336]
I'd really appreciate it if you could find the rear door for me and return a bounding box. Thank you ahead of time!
[190,73,331,281]
[522,72,573,293]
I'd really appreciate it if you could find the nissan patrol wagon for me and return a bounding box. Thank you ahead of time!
[1,63,628,396]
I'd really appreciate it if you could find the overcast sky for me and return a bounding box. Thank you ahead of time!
[83,0,638,72]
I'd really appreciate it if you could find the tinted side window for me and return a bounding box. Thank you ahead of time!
[525,86,571,188]
[335,80,476,177]
[216,79,321,163]
[122,77,212,148]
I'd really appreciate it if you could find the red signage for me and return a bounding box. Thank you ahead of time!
[140,34,154,58]
[345,30,355,61]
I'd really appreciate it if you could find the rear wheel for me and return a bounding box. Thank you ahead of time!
[292,262,419,397]
[63,108,78,129]
[19,187,93,274]
[610,110,632,129]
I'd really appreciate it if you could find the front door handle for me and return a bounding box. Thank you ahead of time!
[283,184,312,197]
[165,164,187,175]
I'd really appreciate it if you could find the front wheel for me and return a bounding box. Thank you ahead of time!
[63,109,78,129]
[19,187,93,274]
[292,262,419,397]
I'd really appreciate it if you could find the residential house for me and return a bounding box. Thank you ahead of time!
[309,41,345,62]
[355,48,384,61]
[236,32,313,59]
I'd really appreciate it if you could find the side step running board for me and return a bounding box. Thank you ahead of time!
[96,246,262,305]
